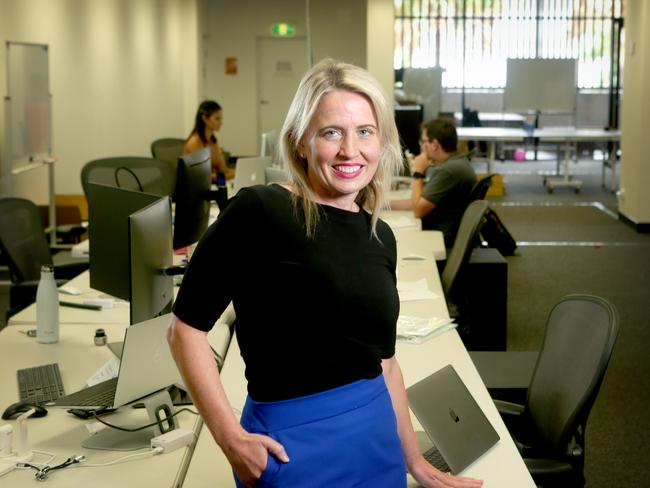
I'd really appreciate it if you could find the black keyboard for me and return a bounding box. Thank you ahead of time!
[17,363,65,404]
[424,446,451,473]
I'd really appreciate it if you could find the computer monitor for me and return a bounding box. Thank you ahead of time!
[128,196,174,325]
[260,129,277,161]
[172,147,212,250]
[87,183,160,300]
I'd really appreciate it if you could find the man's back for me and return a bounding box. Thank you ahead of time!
[420,153,477,247]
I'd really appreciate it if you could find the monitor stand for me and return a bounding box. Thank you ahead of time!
[82,390,178,451]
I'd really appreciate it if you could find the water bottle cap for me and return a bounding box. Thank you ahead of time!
[41,264,54,273]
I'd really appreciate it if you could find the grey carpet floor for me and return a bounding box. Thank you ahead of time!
[488,169,650,487]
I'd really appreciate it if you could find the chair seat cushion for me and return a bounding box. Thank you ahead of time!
[524,457,573,475]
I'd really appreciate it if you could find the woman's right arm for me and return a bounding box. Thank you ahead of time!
[167,315,288,487]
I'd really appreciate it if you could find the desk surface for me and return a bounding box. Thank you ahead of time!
[184,230,534,487]
[0,322,200,487]
[456,126,621,142]
[8,272,130,326]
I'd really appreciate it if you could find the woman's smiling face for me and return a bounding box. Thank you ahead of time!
[299,89,381,211]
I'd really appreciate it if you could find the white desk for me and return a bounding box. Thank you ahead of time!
[0,322,201,487]
[533,128,621,193]
[183,228,534,487]
[456,126,621,192]
[8,272,130,326]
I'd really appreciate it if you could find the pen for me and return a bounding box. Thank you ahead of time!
[60,301,103,311]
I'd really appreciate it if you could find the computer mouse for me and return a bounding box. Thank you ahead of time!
[1,402,48,420]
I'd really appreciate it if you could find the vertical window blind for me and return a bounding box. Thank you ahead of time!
[394,0,624,89]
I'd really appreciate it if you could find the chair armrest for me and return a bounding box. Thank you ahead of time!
[494,399,529,452]
[494,399,525,417]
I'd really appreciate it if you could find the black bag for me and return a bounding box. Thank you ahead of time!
[480,208,517,256]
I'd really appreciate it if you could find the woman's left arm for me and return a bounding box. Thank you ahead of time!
[382,356,483,488]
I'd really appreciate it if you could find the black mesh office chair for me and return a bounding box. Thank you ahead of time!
[0,198,88,319]
[468,174,495,203]
[150,138,185,170]
[496,294,619,487]
[80,157,176,198]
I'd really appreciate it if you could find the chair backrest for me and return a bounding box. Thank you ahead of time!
[80,157,176,198]
[468,174,494,202]
[150,138,185,168]
[441,199,488,298]
[525,294,619,455]
[0,198,53,283]
[264,166,288,184]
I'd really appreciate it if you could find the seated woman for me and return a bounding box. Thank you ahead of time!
[184,100,235,181]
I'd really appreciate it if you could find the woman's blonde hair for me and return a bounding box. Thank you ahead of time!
[279,58,402,238]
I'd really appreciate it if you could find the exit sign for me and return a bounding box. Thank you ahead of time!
[271,22,295,37]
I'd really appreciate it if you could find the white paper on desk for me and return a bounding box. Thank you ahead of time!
[86,357,120,387]
[397,316,456,344]
[397,278,439,301]
[384,216,417,230]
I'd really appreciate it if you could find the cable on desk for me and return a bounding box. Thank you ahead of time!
[72,447,163,468]
[90,407,198,432]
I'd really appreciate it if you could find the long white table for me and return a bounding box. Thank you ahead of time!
[456,126,621,192]
[1,272,233,487]
[8,272,130,326]
[0,321,202,487]
[183,229,535,487]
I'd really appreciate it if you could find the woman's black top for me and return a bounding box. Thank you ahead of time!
[172,184,399,401]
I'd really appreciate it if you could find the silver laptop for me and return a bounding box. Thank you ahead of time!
[407,364,500,474]
[50,314,182,409]
[232,156,272,195]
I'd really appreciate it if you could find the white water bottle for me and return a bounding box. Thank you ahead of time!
[36,264,59,344]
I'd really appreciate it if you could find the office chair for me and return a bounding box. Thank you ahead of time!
[80,157,176,199]
[439,200,488,344]
[440,199,488,299]
[264,166,288,184]
[468,174,495,203]
[150,138,185,170]
[0,198,88,319]
[495,294,619,488]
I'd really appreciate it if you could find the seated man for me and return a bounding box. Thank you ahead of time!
[391,118,477,248]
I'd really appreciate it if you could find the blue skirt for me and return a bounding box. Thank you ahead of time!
[234,375,406,487]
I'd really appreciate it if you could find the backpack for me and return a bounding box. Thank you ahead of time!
[480,208,517,256]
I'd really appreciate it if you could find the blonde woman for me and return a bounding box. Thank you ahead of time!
[168,59,482,488]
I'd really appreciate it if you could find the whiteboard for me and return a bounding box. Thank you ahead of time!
[504,59,577,113]
[6,42,51,172]
[402,67,443,121]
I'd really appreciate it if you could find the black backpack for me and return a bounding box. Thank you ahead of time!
[480,208,517,256]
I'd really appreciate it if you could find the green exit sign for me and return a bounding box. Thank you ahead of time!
[271,22,295,37]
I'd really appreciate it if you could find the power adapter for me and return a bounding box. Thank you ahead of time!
[150,429,194,453]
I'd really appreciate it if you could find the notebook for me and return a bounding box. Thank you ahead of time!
[232,156,272,195]
[407,364,500,474]
[49,313,182,409]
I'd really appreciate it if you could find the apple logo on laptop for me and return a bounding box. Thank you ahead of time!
[449,408,460,423]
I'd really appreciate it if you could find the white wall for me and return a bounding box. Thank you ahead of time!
[203,0,368,157]
[367,0,395,108]
[0,0,200,198]
[619,0,650,225]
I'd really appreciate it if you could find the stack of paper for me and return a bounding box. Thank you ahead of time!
[396,315,456,344]
[397,278,439,302]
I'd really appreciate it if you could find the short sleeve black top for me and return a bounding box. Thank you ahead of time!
[172,184,399,401]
